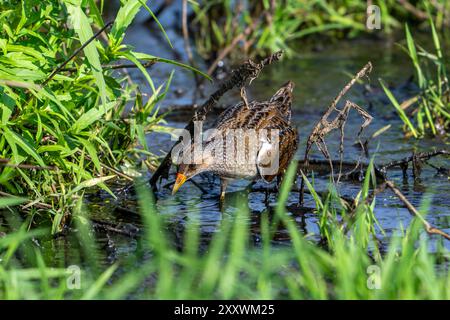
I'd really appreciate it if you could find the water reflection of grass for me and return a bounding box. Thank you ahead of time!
[1,163,448,299]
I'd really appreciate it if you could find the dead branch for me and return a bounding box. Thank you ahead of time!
[380,150,450,175]
[385,180,450,241]
[250,185,355,207]
[299,62,373,205]
[61,61,156,73]
[206,20,258,76]
[296,147,450,182]
[91,218,139,237]
[398,0,428,20]
[149,50,284,189]
[297,159,385,180]
[43,21,113,86]
[0,158,58,171]
[0,191,52,210]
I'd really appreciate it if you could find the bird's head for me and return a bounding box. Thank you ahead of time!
[172,161,210,195]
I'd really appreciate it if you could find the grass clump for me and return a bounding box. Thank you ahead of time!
[381,7,450,138]
[0,162,448,299]
[0,0,207,232]
[190,0,448,59]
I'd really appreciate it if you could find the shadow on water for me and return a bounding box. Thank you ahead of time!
[29,5,450,268]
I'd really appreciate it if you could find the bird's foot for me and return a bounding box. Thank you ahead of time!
[219,193,226,210]
[264,188,270,204]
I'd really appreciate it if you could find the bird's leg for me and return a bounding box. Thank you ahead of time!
[264,185,270,204]
[220,178,229,205]
[240,86,249,109]
[276,175,282,191]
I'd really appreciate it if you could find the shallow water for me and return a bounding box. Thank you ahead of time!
[36,7,450,266]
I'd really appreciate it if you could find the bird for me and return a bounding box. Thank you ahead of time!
[172,81,298,203]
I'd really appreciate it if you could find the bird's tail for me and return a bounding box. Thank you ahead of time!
[269,81,294,122]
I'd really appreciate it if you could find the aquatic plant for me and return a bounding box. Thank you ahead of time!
[0,0,207,233]
[381,4,450,138]
[0,0,448,301]
[0,162,448,299]
[189,0,447,64]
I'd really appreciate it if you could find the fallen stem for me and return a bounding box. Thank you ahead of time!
[299,62,373,205]
[385,180,450,241]
[42,21,113,86]
[61,61,156,73]
[380,149,450,173]
[0,158,58,171]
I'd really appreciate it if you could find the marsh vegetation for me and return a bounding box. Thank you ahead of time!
[0,0,449,299]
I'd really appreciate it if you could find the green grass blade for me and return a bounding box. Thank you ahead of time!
[110,0,142,45]
[379,79,418,138]
[2,127,46,166]
[67,4,107,106]
[138,0,173,48]
[81,264,118,299]
[132,52,212,81]
[405,24,425,89]
[0,196,27,208]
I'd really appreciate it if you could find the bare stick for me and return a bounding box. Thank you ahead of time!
[380,149,450,174]
[385,180,450,241]
[295,150,449,179]
[61,61,156,73]
[0,191,52,210]
[149,51,284,188]
[206,19,258,76]
[0,158,57,171]
[42,21,113,86]
[91,219,139,237]
[79,152,134,182]
[299,62,373,205]
[398,0,428,20]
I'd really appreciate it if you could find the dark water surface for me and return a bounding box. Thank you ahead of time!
[36,9,450,267]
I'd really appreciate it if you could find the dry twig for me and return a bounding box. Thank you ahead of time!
[380,149,450,174]
[0,158,57,171]
[43,21,113,86]
[299,62,373,205]
[206,20,258,76]
[385,180,450,241]
[61,61,156,73]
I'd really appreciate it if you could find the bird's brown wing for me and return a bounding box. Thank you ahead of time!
[215,80,293,131]
[276,125,298,177]
[212,100,298,182]
[269,81,294,122]
[214,101,268,130]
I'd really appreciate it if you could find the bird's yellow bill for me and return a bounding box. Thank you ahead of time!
[172,173,187,195]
